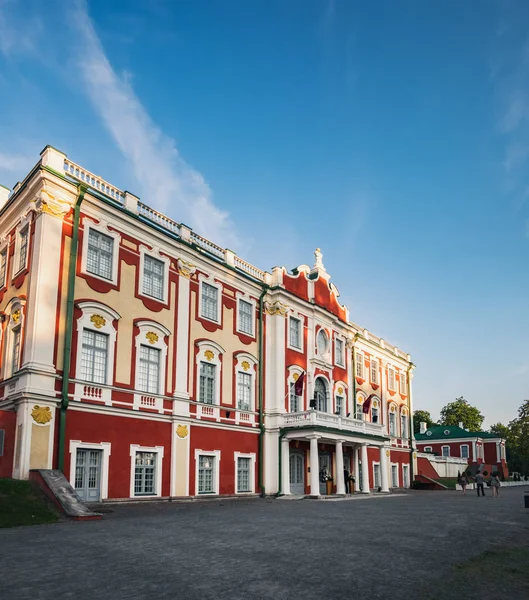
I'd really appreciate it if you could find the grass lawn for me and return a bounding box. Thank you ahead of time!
[435,477,459,489]
[0,478,59,528]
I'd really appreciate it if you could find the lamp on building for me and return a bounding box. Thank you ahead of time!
[226,411,231,419]
[346,412,351,418]
[309,399,316,409]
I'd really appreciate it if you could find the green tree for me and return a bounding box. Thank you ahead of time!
[507,400,529,475]
[489,422,509,439]
[439,397,484,431]
[413,409,435,433]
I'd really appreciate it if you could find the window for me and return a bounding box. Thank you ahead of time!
[11,328,21,374]
[423,446,433,453]
[460,445,469,459]
[314,378,328,412]
[401,414,408,439]
[0,250,7,287]
[389,412,396,436]
[336,396,344,416]
[199,362,216,404]
[237,372,252,411]
[391,465,398,487]
[372,404,379,423]
[370,358,379,384]
[134,452,157,496]
[198,454,216,494]
[237,457,251,493]
[355,352,364,378]
[87,229,113,280]
[138,345,160,394]
[442,446,450,457]
[402,465,409,487]
[289,383,300,413]
[356,397,364,420]
[289,317,301,349]
[317,329,328,356]
[80,329,108,384]
[374,464,381,488]
[388,367,395,390]
[238,299,253,335]
[335,338,344,366]
[399,372,407,394]
[201,282,219,322]
[18,227,28,272]
[143,255,164,300]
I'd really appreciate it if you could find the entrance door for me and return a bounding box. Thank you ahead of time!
[289,451,305,495]
[319,452,331,494]
[75,449,102,502]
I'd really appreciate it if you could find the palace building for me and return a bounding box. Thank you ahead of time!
[0,146,416,502]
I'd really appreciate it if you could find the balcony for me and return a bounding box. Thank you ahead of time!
[282,410,385,437]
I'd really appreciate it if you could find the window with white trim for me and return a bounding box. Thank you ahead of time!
[237,457,251,492]
[17,227,28,273]
[0,249,7,287]
[80,329,108,384]
[289,382,300,413]
[317,329,329,356]
[460,445,469,459]
[401,413,408,439]
[356,397,364,420]
[335,338,344,366]
[371,403,379,424]
[388,367,395,390]
[399,372,407,394]
[143,255,164,300]
[389,411,396,436]
[336,396,344,416]
[355,352,364,378]
[11,327,21,374]
[198,454,216,494]
[87,229,113,280]
[442,446,450,457]
[370,358,379,384]
[374,464,381,488]
[201,282,219,322]
[289,317,301,349]
[134,452,157,496]
[391,464,399,487]
[238,299,253,335]
[237,372,252,411]
[423,446,433,453]
[138,345,160,394]
[402,464,409,487]
[199,362,216,404]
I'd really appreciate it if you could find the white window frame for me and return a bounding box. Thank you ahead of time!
[441,445,450,457]
[423,446,433,453]
[316,328,330,359]
[371,399,380,424]
[389,409,397,437]
[334,381,348,416]
[391,463,399,488]
[373,462,381,489]
[0,239,8,288]
[195,341,224,416]
[3,300,25,380]
[195,449,221,495]
[287,315,303,352]
[402,464,410,488]
[356,392,366,420]
[139,247,170,304]
[388,366,395,391]
[234,353,257,413]
[460,444,469,459]
[129,445,164,498]
[355,351,364,379]
[134,320,170,399]
[81,221,120,285]
[399,371,407,395]
[235,293,256,338]
[69,440,111,501]
[370,358,379,385]
[287,367,305,413]
[400,410,408,439]
[234,452,256,494]
[334,336,345,367]
[13,220,30,276]
[198,275,222,323]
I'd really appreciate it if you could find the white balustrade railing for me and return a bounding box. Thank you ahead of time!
[198,404,220,421]
[63,159,125,203]
[190,231,225,259]
[138,202,180,234]
[233,256,265,281]
[282,410,384,436]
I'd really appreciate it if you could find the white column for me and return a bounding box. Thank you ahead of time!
[380,446,390,493]
[281,438,291,495]
[361,443,370,494]
[174,263,195,415]
[335,440,345,495]
[309,436,320,496]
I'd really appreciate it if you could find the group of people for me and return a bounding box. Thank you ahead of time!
[458,471,501,497]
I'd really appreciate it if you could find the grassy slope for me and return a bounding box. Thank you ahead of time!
[0,478,59,528]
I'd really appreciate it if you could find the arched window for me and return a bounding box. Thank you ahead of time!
[3,299,25,379]
[314,377,328,412]
[316,329,329,357]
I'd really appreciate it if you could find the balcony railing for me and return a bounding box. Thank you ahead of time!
[282,410,385,437]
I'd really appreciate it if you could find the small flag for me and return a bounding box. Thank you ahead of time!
[294,373,305,396]
[363,394,374,414]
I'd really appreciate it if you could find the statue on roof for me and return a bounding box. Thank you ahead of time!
[314,247,325,271]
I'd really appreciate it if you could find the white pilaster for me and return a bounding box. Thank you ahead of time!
[380,445,390,493]
[281,438,290,495]
[360,443,370,494]
[335,440,345,495]
[309,436,320,496]
[174,266,194,415]
[353,446,359,482]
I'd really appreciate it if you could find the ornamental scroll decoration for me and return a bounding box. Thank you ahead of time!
[386,450,391,457]
[146,332,159,344]
[35,189,70,219]
[176,424,188,439]
[204,350,215,361]
[177,258,196,279]
[90,314,106,329]
[241,361,250,371]
[264,301,289,317]
[31,405,52,425]
[11,309,21,324]
[338,387,344,394]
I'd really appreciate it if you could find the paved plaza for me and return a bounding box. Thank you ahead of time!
[1,488,528,600]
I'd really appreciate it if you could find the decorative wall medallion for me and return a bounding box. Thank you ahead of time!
[295,440,300,448]
[90,314,106,329]
[176,424,188,439]
[204,350,215,361]
[264,300,289,317]
[12,309,21,324]
[413,452,417,459]
[31,405,52,425]
[241,360,250,371]
[146,331,159,344]
[357,397,364,404]
[338,387,344,394]
[390,405,396,412]
[292,373,299,382]
[386,450,390,457]
[372,400,379,408]
[177,258,196,279]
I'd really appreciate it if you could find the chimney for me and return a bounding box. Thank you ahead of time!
[419,422,427,434]
[459,421,464,429]
[0,185,10,210]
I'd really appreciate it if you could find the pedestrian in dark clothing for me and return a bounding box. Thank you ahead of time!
[344,469,350,494]
[474,472,485,496]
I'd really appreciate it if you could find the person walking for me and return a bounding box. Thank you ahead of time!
[474,471,485,497]
[490,472,501,497]
[459,473,468,495]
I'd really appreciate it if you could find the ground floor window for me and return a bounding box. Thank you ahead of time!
[198,454,216,494]
[402,464,409,488]
[237,457,251,492]
[134,452,157,496]
[460,444,469,459]
[373,463,381,488]
[391,464,398,487]
[442,446,450,457]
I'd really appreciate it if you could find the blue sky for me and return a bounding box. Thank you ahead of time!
[1,0,528,427]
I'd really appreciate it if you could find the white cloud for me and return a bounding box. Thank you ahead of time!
[68,0,240,249]
[0,152,33,173]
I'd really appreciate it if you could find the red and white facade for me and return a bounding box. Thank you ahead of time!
[0,146,416,501]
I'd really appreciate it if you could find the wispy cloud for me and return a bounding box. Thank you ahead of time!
[66,0,239,249]
[0,152,33,173]
[0,0,41,57]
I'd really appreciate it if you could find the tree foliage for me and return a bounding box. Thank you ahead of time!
[489,423,509,439]
[413,409,435,433]
[506,400,529,475]
[439,397,484,431]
